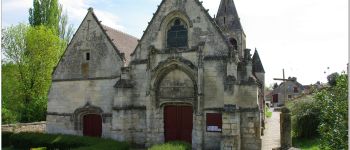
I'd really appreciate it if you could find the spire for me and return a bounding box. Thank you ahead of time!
[215,0,243,31]
[252,49,265,73]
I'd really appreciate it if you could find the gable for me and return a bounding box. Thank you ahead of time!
[53,9,124,80]
[131,0,230,60]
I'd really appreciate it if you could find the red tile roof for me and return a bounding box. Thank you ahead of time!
[102,25,138,65]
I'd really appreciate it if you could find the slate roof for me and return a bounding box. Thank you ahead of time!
[252,49,265,73]
[216,0,244,31]
[102,25,139,65]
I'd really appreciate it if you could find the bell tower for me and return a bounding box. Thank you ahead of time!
[215,0,246,59]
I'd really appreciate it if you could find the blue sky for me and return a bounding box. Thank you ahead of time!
[2,0,349,85]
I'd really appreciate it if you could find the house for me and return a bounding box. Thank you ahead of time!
[46,0,266,149]
[269,77,304,107]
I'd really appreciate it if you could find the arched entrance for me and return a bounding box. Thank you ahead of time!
[164,105,193,143]
[83,114,102,137]
[155,68,196,144]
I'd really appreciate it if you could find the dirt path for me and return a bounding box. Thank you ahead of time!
[262,109,281,150]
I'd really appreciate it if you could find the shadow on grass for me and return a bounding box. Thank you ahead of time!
[293,137,320,150]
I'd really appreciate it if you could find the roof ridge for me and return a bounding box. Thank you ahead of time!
[102,24,139,40]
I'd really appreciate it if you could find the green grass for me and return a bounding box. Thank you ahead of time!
[3,132,129,150]
[3,147,45,150]
[293,137,321,150]
[265,107,273,118]
[149,141,191,150]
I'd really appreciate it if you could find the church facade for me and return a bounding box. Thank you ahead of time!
[46,0,266,149]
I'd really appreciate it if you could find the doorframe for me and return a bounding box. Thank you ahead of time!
[72,103,104,135]
[162,103,194,144]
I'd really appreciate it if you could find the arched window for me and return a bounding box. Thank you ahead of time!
[167,18,188,48]
[230,38,238,50]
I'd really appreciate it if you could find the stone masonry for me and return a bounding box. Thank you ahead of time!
[46,0,266,149]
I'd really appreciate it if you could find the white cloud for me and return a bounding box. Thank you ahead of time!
[59,0,125,31]
[2,0,32,26]
[94,10,125,31]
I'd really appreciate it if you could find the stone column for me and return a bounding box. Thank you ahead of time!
[280,107,292,149]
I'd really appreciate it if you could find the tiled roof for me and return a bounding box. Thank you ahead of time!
[102,25,139,65]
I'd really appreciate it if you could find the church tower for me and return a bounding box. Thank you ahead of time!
[215,0,246,59]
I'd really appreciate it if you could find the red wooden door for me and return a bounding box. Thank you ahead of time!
[83,114,102,137]
[164,105,193,144]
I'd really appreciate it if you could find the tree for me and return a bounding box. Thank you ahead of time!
[1,23,28,64]
[315,73,348,149]
[2,63,23,124]
[21,26,63,122]
[2,24,63,123]
[29,0,73,44]
[327,72,340,86]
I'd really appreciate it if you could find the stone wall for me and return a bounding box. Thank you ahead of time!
[2,122,46,133]
[221,111,241,150]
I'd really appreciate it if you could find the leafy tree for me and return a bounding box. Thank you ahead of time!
[2,24,63,123]
[327,72,340,86]
[29,0,60,31]
[273,83,279,89]
[315,73,348,149]
[29,0,73,44]
[22,26,63,122]
[1,23,28,64]
[2,63,23,124]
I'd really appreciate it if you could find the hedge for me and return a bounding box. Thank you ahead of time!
[286,95,320,138]
[3,132,129,150]
[2,132,13,147]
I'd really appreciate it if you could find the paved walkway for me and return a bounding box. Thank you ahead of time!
[262,109,281,150]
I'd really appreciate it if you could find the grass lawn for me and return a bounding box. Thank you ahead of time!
[149,141,191,150]
[293,137,321,150]
[265,107,272,118]
[3,146,46,150]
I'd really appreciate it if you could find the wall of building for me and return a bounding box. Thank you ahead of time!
[47,79,117,138]
[53,11,123,80]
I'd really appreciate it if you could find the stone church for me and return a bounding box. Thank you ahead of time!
[46,0,266,149]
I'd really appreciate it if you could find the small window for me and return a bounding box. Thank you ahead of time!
[288,95,292,99]
[206,113,222,132]
[167,18,188,48]
[293,87,299,93]
[229,38,238,50]
[86,53,90,61]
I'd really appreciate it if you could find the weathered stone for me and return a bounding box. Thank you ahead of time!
[281,107,292,149]
[46,0,265,149]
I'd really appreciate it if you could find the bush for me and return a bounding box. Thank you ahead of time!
[149,141,191,150]
[2,132,14,147]
[315,74,348,150]
[287,95,320,138]
[6,132,129,150]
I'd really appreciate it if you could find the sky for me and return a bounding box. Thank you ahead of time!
[2,0,349,86]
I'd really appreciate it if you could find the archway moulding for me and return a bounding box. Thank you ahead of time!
[72,102,103,130]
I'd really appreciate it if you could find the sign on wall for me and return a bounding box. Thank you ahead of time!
[206,113,222,132]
